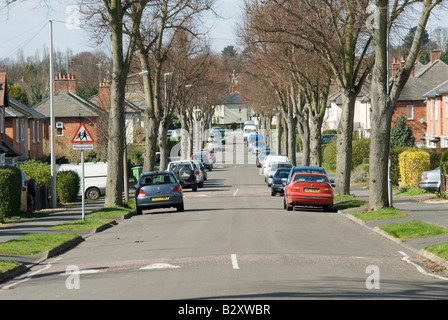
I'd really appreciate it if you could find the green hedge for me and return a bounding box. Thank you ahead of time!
[0,166,22,221]
[56,171,80,203]
[18,160,51,186]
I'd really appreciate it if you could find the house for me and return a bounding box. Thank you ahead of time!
[324,50,448,146]
[33,73,106,157]
[423,80,448,148]
[4,97,46,162]
[0,73,22,166]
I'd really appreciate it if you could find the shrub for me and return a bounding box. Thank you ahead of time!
[391,114,415,147]
[399,151,430,188]
[0,166,22,221]
[440,150,448,175]
[322,139,337,171]
[352,163,369,183]
[18,160,51,186]
[351,138,370,169]
[56,170,80,203]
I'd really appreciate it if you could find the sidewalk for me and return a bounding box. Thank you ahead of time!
[0,199,107,269]
[346,186,448,268]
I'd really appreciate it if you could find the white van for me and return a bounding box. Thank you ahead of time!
[56,162,107,200]
[243,125,257,142]
[262,155,290,178]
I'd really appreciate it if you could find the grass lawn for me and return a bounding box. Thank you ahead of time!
[0,233,79,255]
[50,219,112,231]
[379,220,448,239]
[352,207,407,222]
[425,243,448,260]
[88,202,135,218]
[395,188,431,196]
[0,259,19,273]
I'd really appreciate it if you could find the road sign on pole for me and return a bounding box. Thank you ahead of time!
[72,123,95,221]
[72,123,95,144]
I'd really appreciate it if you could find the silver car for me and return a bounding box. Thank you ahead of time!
[135,171,184,214]
[420,167,441,192]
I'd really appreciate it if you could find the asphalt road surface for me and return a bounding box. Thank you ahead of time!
[1,141,447,302]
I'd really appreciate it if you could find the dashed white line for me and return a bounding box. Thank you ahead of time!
[399,251,448,281]
[231,254,239,269]
[140,263,181,270]
[233,189,239,197]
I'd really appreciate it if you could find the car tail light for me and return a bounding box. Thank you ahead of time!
[194,170,200,175]
[173,185,182,192]
[424,173,428,181]
[136,188,146,196]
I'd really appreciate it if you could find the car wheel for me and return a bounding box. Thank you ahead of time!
[283,197,286,210]
[193,184,198,192]
[136,206,143,215]
[86,187,101,200]
[324,205,334,212]
[177,202,185,212]
[287,204,293,211]
[271,189,276,196]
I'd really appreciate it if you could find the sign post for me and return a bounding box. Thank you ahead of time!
[72,123,95,221]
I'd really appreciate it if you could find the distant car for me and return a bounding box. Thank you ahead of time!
[284,172,334,212]
[266,162,293,186]
[135,171,184,214]
[420,167,441,192]
[270,168,292,196]
[322,134,336,145]
[256,148,274,167]
[193,151,213,171]
[167,160,199,191]
[247,134,264,152]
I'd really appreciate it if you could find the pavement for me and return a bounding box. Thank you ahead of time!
[1,183,448,284]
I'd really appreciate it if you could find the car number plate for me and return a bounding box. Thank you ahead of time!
[305,188,320,193]
[152,197,168,201]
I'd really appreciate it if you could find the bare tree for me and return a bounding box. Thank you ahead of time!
[368,0,442,210]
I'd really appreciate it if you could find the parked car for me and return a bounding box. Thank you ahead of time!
[191,159,206,188]
[135,171,184,214]
[322,134,336,145]
[256,148,274,167]
[243,125,257,142]
[270,168,292,196]
[247,134,264,151]
[420,167,441,192]
[266,162,293,186]
[192,151,213,171]
[284,172,334,212]
[167,160,199,191]
[262,155,290,178]
[286,166,331,185]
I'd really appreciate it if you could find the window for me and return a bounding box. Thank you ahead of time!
[36,121,40,143]
[406,105,414,120]
[32,121,36,144]
[15,119,19,143]
[56,122,64,136]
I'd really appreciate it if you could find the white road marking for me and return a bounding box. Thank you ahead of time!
[1,258,62,291]
[233,189,239,197]
[140,263,181,270]
[231,254,239,269]
[399,251,448,281]
[59,269,104,276]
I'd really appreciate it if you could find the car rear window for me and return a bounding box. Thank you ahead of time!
[293,174,329,183]
[142,174,177,186]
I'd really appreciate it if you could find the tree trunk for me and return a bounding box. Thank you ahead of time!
[159,117,171,171]
[335,92,357,195]
[105,0,126,207]
[309,114,324,167]
[286,116,297,165]
[297,113,310,166]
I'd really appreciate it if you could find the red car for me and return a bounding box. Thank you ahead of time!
[284,172,334,212]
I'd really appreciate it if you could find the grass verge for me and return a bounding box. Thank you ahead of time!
[379,220,448,239]
[425,242,448,260]
[50,219,111,231]
[88,201,135,218]
[395,188,431,196]
[351,207,407,222]
[0,233,79,255]
[0,259,19,273]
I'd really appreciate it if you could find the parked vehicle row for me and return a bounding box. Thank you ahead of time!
[135,148,217,215]
[252,134,335,212]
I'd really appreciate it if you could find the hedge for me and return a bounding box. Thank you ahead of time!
[399,151,430,188]
[56,170,80,203]
[0,166,22,221]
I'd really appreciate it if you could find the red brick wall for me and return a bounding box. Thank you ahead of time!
[54,74,77,93]
[392,100,427,143]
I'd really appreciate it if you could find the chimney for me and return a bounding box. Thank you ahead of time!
[391,57,401,78]
[98,80,111,111]
[54,73,77,93]
[430,50,441,62]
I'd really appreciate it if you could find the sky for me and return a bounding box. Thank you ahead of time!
[0,0,243,61]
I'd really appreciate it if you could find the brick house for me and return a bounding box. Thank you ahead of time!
[423,80,448,148]
[33,74,106,158]
[4,97,46,162]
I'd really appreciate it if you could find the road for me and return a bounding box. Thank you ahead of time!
[1,139,447,302]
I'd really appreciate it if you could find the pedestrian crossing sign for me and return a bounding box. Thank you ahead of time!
[72,123,95,144]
